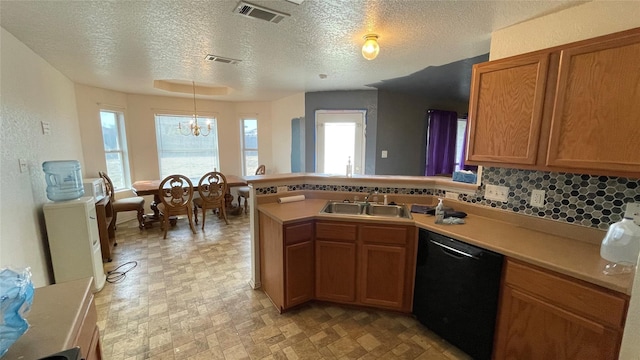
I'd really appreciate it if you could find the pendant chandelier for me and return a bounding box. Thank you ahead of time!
[178,81,211,136]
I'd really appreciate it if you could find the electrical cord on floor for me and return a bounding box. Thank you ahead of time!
[106,261,138,283]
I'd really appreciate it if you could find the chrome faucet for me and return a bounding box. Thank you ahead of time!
[364,190,375,204]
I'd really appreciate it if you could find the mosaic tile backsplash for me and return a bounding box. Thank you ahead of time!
[469,167,639,230]
[256,167,640,230]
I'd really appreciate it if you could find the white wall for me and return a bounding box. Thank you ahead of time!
[270,93,305,174]
[0,28,85,287]
[489,3,640,359]
[490,1,640,60]
[74,84,277,208]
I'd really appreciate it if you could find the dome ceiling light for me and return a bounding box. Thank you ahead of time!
[362,34,380,60]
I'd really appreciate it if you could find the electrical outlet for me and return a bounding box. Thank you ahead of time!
[381,150,388,158]
[530,189,545,207]
[625,202,640,220]
[277,186,288,193]
[484,184,509,202]
[445,192,460,200]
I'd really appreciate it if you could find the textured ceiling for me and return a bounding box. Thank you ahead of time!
[0,0,585,102]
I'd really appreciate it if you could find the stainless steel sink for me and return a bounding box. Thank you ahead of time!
[365,203,409,218]
[319,201,412,219]
[320,201,364,215]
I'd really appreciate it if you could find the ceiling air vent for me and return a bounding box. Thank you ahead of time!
[205,54,242,65]
[234,1,289,23]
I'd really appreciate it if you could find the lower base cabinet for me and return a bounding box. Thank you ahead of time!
[494,259,628,360]
[259,214,315,312]
[314,221,416,311]
[3,278,103,360]
[259,214,416,312]
[359,224,413,310]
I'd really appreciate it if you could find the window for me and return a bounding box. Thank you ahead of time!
[155,114,220,179]
[100,110,130,189]
[241,118,258,176]
[454,118,468,171]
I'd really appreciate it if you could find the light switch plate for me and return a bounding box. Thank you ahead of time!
[625,203,640,220]
[41,121,51,135]
[530,189,545,207]
[485,184,509,202]
[19,159,28,173]
[381,150,388,158]
[277,186,288,193]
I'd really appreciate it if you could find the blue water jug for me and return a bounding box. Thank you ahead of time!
[42,160,84,201]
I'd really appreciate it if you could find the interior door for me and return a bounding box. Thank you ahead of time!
[315,110,366,175]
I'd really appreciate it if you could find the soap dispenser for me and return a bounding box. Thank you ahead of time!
[435,198,444,224]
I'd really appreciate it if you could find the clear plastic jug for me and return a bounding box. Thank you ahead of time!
[600,217,640,275]
[42,160,84,201]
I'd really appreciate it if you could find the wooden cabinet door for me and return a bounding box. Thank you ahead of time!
[494,285,621,360]
[467,52,550,165]
[285,240,314,308]
[546,32,640,174]
[359,244,406,309]
[282,221,313,310]
[315,240,357,303]
[86,326,103,360]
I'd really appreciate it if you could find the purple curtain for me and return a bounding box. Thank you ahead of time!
[425,109,458,176]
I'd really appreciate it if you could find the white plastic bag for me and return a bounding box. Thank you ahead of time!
[0,267,34,357]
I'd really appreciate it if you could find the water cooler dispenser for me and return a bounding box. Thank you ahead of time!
[43,197,106,292]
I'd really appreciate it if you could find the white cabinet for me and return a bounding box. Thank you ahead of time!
[43,197,106,292]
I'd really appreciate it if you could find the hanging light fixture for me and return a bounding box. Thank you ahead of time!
[178,81,211,136]
[362,34,380,60]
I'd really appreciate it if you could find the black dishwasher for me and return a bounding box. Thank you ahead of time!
[413,229,503,360]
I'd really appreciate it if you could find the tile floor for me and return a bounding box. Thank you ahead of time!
[95,212,471,360]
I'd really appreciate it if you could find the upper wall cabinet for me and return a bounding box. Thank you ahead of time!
[467,53,550,165]
[466,28,640,178]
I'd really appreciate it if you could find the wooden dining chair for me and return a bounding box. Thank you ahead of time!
[157,174,196,239]
[237,165,265,214]
[99,171,145,230]
[193,171,228,228]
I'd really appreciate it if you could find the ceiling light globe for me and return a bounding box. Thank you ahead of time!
[362,34,380,60]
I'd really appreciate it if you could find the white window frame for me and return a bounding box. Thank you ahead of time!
[154,112,220,179]
[315,110,366,175]
[99,109,131,190]
[240,117,259,176]
[454,117,468,172]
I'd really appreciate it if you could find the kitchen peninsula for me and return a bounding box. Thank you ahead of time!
[247,173,632,359]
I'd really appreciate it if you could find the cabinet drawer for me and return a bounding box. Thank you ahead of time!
[316,222,357,242]
[504,260,628,328]
[360,225,407,245]
[285,222,313,245]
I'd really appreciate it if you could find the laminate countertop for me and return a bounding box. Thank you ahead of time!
[257,198,633,295]
[3,277,94,360]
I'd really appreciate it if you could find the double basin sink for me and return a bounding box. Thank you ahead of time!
[320,200,412,219]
